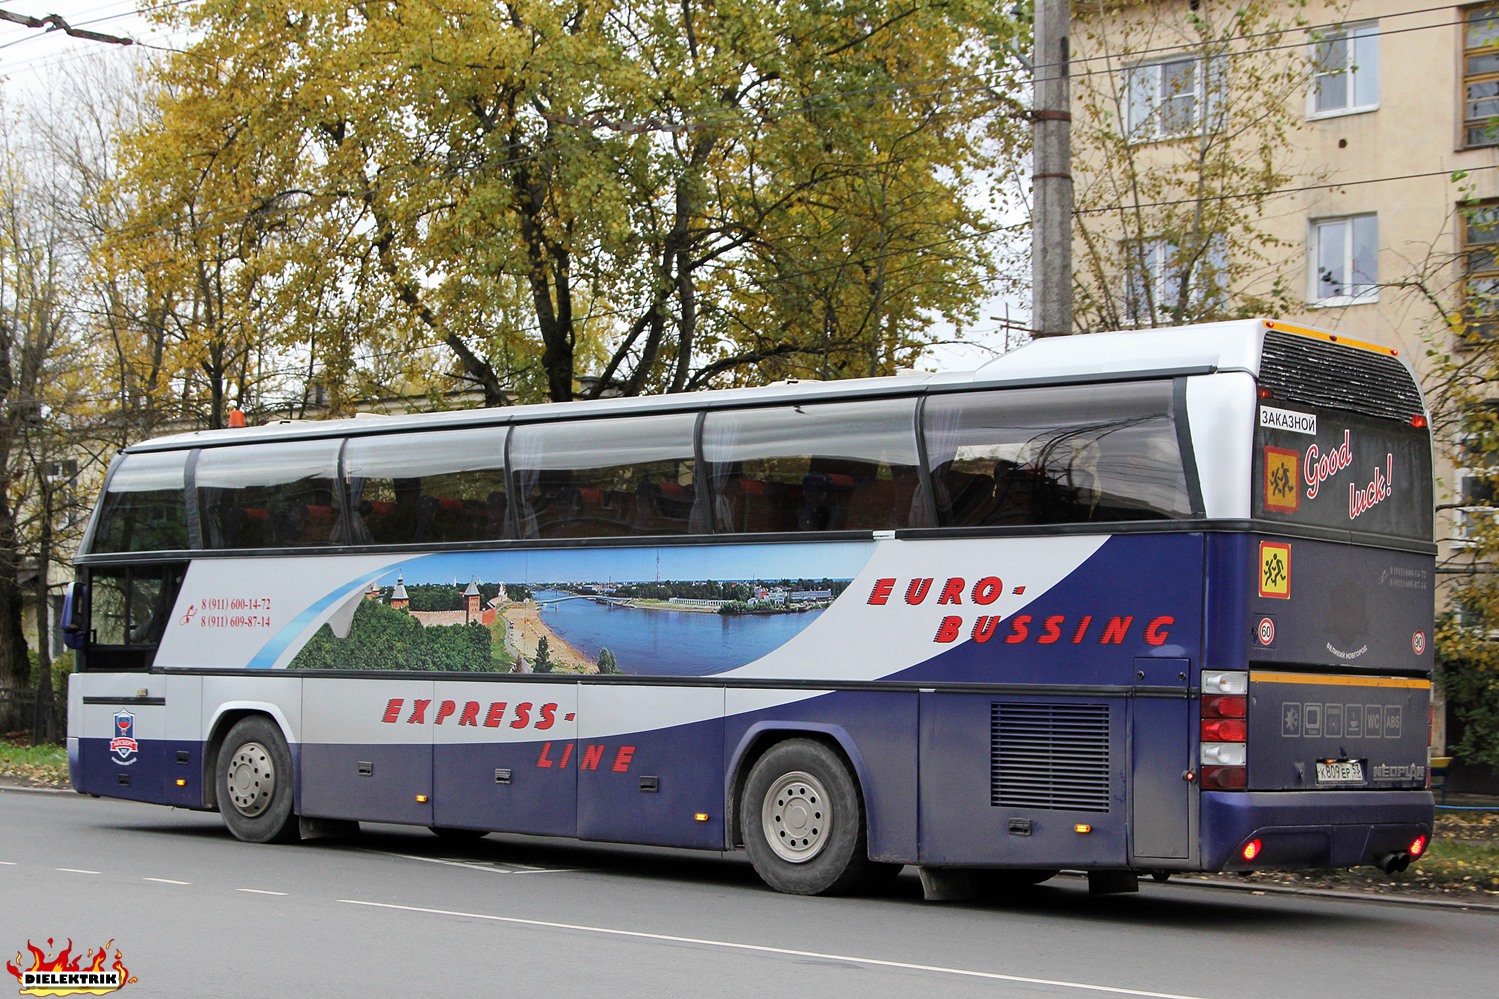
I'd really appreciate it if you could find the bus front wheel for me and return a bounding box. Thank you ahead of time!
[741,739,878,895]
[216,716,298,844]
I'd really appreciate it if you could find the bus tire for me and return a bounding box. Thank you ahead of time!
[216,716,298,844]
[741,739,874,896]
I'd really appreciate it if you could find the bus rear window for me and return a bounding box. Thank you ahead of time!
[923,382,1194,527]
[88,451,189,553]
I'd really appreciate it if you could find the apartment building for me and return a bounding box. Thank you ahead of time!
[1070,1,1499,755]
[1072,1,1499,528]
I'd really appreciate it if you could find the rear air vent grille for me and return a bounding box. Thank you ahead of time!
[990,702,1111,812]
[1259,330,1423,422]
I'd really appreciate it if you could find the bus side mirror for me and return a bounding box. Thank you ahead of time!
[61,581,86,650]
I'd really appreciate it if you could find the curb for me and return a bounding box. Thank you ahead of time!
[1168,875,1499,911]
[0,781,75,796]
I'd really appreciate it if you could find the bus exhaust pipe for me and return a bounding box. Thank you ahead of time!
[1376,852,1411,875]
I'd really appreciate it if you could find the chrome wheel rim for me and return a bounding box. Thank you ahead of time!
[225,741,276,818]
[761,770,831,863]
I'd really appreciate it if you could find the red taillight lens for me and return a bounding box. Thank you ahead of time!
[1411,414,1428,429]
[1410,835,1427,858]
[1241,838,1263,861]
[1201,718,1248,742]
[1201,765,1248,790]
[1202,694,1247,719]
[1200,687,1249,790]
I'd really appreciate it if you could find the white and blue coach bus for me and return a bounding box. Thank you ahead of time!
[64,319,1436,896]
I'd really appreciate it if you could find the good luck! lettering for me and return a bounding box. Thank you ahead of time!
[1300,429,1397,520]
[1304,430,1353,500]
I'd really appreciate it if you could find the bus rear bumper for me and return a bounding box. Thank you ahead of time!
[1199,790,1434,872]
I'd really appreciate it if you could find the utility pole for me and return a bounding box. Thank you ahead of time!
[1032,0,1072,338]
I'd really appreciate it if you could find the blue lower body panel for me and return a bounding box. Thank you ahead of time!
[1200,790,1434,871]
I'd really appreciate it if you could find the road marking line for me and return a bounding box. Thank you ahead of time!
[235,889,288,896]
[338,898,1215,999]
[0,861,16,865]
[142,878,191,885]
[378,852,507,874]
[369,850,574,876]
[56,868,100,875]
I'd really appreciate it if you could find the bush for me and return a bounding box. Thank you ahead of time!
[1435,613,1499,770]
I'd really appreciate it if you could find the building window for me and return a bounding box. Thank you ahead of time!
[1455,403,1499,547]
[1462,201,1499,339]
[1310,21,1379,117]
[1464,5,1499,146]
[1455,418,1499,545]
[1124,236,1227,325]
[1125,56,1221,141]
[1309,214,1378,305]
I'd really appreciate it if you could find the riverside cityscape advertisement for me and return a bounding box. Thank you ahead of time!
[148,534,1128,682]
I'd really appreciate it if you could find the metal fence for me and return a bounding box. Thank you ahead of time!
[0,685,66,744]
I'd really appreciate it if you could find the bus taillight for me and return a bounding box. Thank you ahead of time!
[1201,671,1249,790]
[1201,765,1248,789]
[1201,717,1247,742]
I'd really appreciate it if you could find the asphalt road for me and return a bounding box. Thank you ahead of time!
[0,788,1493,999]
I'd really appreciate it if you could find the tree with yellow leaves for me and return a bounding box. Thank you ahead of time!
[106,0,1029,410]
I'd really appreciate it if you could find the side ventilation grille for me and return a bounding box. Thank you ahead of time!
[991,702,1111,812]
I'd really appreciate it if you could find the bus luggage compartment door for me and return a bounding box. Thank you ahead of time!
[918,690,1126,868]
[1129,657,1193,861]
[75,683,167,801]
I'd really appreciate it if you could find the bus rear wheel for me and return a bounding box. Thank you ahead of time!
[741,739,880,895]
[216,717,298,844]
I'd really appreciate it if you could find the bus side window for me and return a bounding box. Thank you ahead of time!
[87,451,190,554]
[702,398,921,534]
[196,440,342,550]
[923,382,1192,528]
[80,565,187,672]
[344,427,509,545]
[511,413,698,540]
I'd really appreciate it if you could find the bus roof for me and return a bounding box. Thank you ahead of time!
[125,318,1404,453]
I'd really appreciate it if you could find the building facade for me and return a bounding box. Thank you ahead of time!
[1070,1,1499,755]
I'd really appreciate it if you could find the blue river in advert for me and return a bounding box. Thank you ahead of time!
[531,589,822,676]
